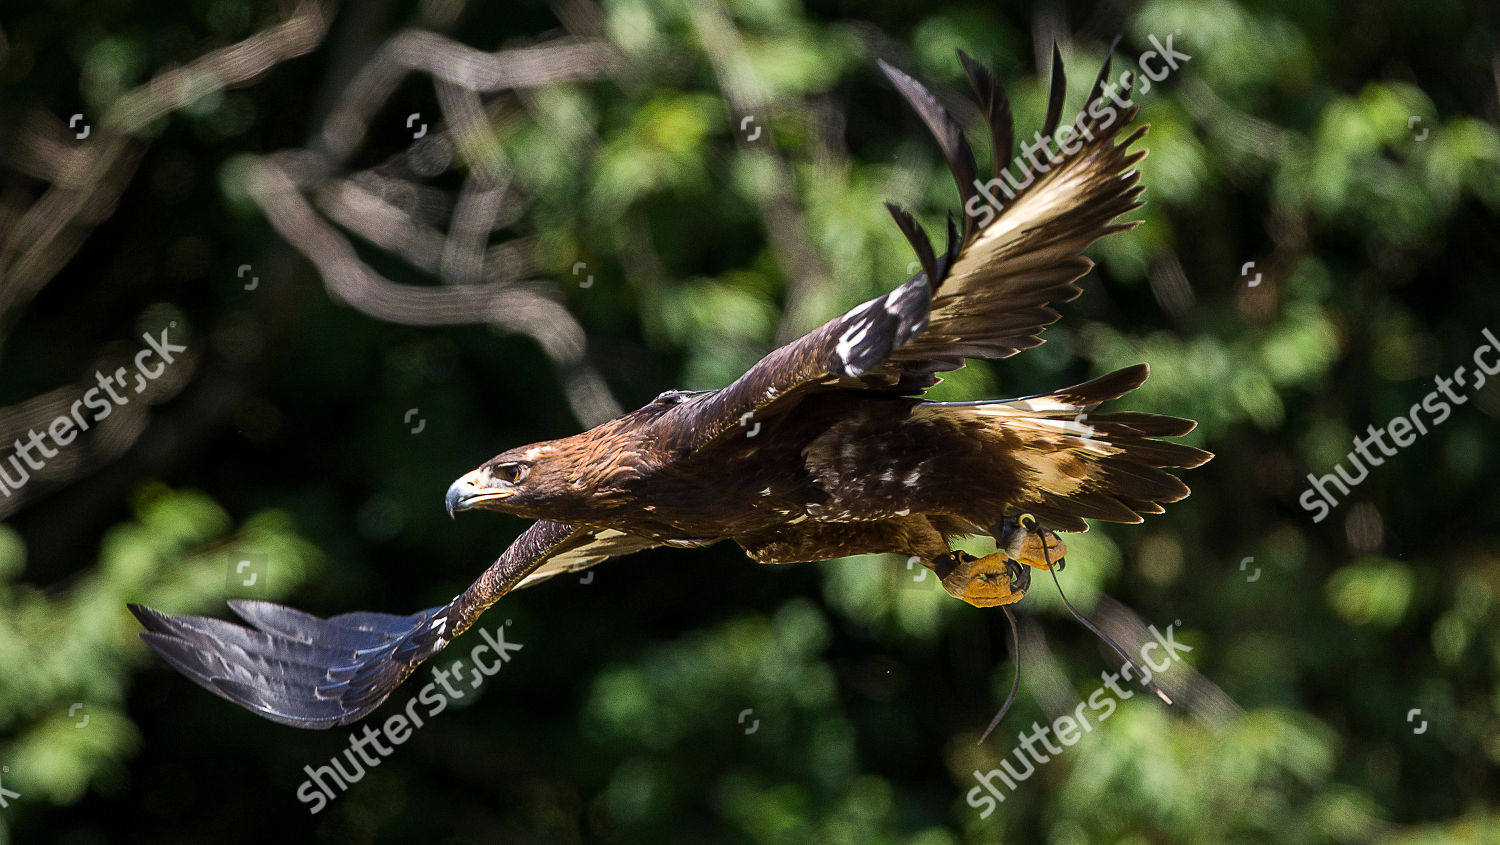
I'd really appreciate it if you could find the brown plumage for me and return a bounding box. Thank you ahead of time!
[130,45,1210,729]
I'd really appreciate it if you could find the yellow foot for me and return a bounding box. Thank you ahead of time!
[1002,514,1067,571]
[935,551,1029,608]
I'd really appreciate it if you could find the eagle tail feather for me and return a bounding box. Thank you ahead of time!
[923,365,1211,531]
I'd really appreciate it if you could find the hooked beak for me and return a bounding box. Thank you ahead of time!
[445,468,515,518]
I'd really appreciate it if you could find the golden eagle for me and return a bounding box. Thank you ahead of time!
[130,47,1209,729]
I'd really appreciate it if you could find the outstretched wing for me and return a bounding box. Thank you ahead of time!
[512,527,658,588]
[129,521,657,729]
[669,45,1144,454]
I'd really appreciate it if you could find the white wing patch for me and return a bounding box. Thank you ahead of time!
[996,395,1087,413]
[835,317,874,373]
[883,284,912,315]
[928,401,1115,456]
[515,527,656,589]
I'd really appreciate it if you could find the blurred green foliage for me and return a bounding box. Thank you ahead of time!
[0,486,318,828]
[2,0,1499,842]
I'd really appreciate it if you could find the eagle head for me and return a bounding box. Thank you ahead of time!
[445,446,558,518]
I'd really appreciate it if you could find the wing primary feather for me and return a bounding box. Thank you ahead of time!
[939,213,961,278]
[1041,43,1067,141]
[131,521,654,728]
[957,49,1013,182]
[1083,35,1122,131]
[1120,61,1140,101]
[886,202,939,289]
[877,58,981,240]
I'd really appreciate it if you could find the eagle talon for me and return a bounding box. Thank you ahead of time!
[1007,556,1031,593]
[938,550,1026,608]
[999,513,1067,571]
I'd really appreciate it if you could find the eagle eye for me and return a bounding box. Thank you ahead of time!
[494,462,529,484]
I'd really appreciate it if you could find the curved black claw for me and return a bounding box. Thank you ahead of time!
[1006,556,1031,594]
[129,600,452,729]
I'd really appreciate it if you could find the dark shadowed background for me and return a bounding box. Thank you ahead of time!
[2,0,1499,842]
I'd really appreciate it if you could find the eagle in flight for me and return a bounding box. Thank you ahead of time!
[131,46,1210,729]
